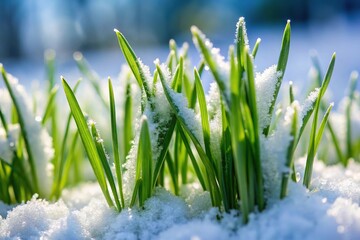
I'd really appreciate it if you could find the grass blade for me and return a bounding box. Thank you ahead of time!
[194,68,212,161]
[41,85,59,125]
[137,116,153,206]
[263,20,291,136]
[61,77,114,207]
[315,103,334,151]
[114,29,151,100]
[157,63,221,206]
[108,78,125,208]
[346,71,359,163]
[252,38,261,59]
[303,53,335,188]
[73,52,108,108]
[90,122,121,211]
[1,65,39,193]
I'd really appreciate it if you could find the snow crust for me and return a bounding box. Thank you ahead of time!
[2,160,360,239]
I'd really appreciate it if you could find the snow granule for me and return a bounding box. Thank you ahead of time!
[191,26,230,97]
[255,64,282,131]
[235,17,249,48]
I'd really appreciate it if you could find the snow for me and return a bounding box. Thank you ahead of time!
[235,17,249,47]
[2,159,360,239]
[191,26,230,97]
[0,74,54,198]
[255,65,282,131]
[167,84,204,148]
[260,102,299,202]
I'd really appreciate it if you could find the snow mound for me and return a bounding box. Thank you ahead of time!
[2,161,360,239]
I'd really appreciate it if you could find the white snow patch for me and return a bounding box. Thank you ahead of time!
[192,26,230,96]
[255,65,282,131]
[1,74,54,197]
[2,161,360,239]
[260,102,299,202]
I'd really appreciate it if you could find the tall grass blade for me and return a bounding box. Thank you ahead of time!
[61,77,114,207]
[41,85,59,125]
[346,71,359,163]
[73,52,108,108]
[108,78,125,207]
[137,116,153,206]
[1,65,39,193]
[263,20,291,136]
[157,63,221,206]
[90,122,121,211]
[303,53,335,188]
[114,29,151,100]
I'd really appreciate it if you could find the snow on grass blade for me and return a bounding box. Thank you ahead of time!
[1,65,39,193]
[303,53,335,188]
[191,26,230,106]
[157,63,221,206]
[108,77,125,208]
[263,20,291,136]
[114,29,151,100]
[61,77,114,208]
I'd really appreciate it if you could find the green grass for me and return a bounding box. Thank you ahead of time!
[2,17,358,227]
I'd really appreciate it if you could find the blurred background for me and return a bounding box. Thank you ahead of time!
[0,0,360,99]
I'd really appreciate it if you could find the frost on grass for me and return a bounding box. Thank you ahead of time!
[300,88,320,125]
[168,84,204,148]
[261,102,299,202]
[122,61,174,204]
[206,82,223,164]
[191,26,230,97]
[235,17,249,48]
[1,74,54,197]
[255,65,282,131]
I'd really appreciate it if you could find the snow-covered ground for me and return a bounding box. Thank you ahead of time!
[1,159,360,240]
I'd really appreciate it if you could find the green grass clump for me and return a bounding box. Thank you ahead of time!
[0,55,83,204]
[3,16,357,226]
[59,17,337,223]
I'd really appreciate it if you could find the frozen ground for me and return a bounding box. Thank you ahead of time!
[1,159,360,240]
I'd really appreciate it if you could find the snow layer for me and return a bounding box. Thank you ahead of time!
[255,65,282,131]
[2,159,360,239]
[0,74,54,198]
